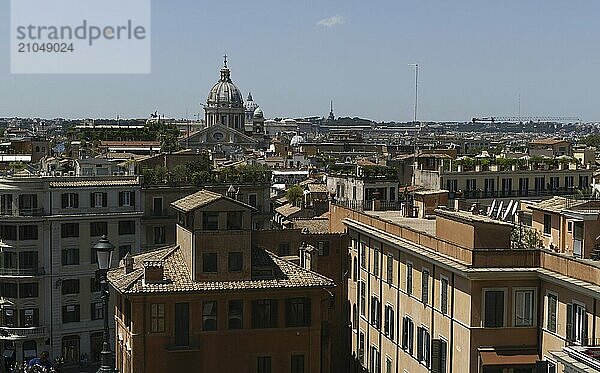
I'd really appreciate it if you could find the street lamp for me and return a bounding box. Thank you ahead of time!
[94,235,116,373]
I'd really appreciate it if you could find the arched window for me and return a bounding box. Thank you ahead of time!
[22,340,37,362]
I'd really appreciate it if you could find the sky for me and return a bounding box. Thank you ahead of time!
[1,0,599,122]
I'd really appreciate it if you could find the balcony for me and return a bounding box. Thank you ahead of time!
[0,208,45,217]
[0,267,45,277]
[144,209,176,219]
[0,326,48,340]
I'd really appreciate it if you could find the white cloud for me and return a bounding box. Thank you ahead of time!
[317,15,347,28]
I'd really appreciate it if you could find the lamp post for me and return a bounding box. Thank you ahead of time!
[94,235,116,373]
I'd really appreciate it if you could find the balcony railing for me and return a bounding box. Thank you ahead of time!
[331,199,404,212]
[454,188,577,200]
[145,209,176,218]
[0,326,47,339]
[0,208,45,217]
[0,267,45,276]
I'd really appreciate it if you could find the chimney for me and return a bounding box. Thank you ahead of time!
[143,260,164,283]
[123,253,134,274]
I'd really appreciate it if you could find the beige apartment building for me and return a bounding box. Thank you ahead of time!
[109,190,335,373]
[0,175,142,368]
[332,203,600,373]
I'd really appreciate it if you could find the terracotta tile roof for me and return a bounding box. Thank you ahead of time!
[49,177,140,188]
[293,218,329,234]
[527,196,569,213]
[530,138,569,146]
[307,183,328,194]
[275,203,302,217]
[171,189,256,213]
[107,245,334,295]
[171,189,222,212]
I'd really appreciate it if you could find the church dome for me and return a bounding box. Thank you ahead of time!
[207,61,243,109]
[253,107,264,119]
[290,134,305,146]
[244,92,259,113]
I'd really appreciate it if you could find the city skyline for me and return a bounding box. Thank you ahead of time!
[1,0,599,121]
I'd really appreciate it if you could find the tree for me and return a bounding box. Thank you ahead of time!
[286,185,304,207]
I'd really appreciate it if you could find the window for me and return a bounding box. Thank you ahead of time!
[203,253,217,273]
[61,279,80,295]
[62,335,80,363]
[119,191,135,207]
[149,303,165,333]
[18,225,38,240]
[202,301,217,331]
[1,283,17,298]
[358,331,365,364]
[0,193,13,213]
[20,309,39,327]
[228,252,243,272]
[373,247,379,276]
[3,309,15,327]
[370,346,380,373]
[153,197,163,216]
[567,221,573,233]
[352,304,358,329]
[278,242,290,256]
[514,289,535,327]
[118,220,135,235]
[248,194,257,208]
[153,226,166,245]
[360,281,366,316]
[62,304,80,323]
[61,223,79,238]
[0,252,16,270]
[440,276,449,315]
[252,299,277,328]
[370,296,381,329]
[19,251,37,270]
[226,211,243,230]
[61,193,78,208]
[0,225,17,240]
[228,300,243,329]
[318,241,329,256]
[256,356,271,373]
[118,245,131,261]
[90,277,100,293]
[61,248,80,266]
[174,303,189,347]
[384,305,395,340]
[386,254,393,283]
[360,242,366,269]
[547,293,557,333]
[567,302,587,345]
[406,262,413,296]
[422,269,429,304]
[202,212,219,230]
[291,354,304,373]
[417,327,430,366]
[91,302,103,320]
[91,192,107,208]
[286,297,311,327]
[543,214,551,235]
[484,290,505,327]
[19,283,38,298]
[431,339,447,373]
[353,257,358,282]
[402,317,414,355]
[385,357,392,373]
[90,222,107,237]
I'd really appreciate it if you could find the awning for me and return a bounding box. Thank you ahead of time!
[480,350,538,366]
